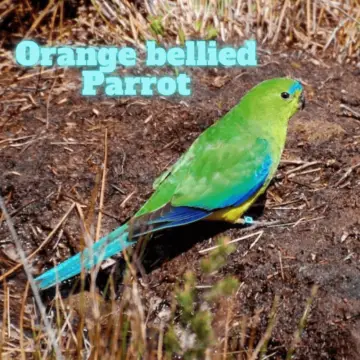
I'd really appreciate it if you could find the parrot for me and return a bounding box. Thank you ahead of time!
[35,77,305,290]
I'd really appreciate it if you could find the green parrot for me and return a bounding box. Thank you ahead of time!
[35,78,305,289]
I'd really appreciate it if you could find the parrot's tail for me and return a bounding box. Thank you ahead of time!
[35,203,210,290]
[35,224,134,290]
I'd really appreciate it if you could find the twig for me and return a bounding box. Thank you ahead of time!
[267,216,325,228]
[242,231,264,257]
[238,220,280,233]
[272,0,288,44]
[268,198,304,208]
[199,231,263,254]
[111,184,126,195]
[9,199,37,217]
[277,161,322,179]
[0,135,34,145]
[96,129,108,241]
[0,195,63,360]
[279,251,285,280]
[288,167,322,178]
[50,142,95,146]
[56,294,78,346]
[340,104,360,120]
[334,162,360,187]
[280,159,307,165]
[120,190,136,208]
[323,19,347,51]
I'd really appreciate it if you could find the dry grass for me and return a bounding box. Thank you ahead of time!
[0,207,319,358]
[95,0,360,61]
[1,0,359,63]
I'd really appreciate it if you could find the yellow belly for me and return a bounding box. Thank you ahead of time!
[205,189,263,224]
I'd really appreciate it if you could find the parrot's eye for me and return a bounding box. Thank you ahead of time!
[281,92,290,99]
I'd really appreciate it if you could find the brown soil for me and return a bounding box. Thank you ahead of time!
[1,51,360,359]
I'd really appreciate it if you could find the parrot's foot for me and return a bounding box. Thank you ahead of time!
[235,216,255,225]
[235,216,280,227]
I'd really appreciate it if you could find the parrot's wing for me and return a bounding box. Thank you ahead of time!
[153,169,171,189]
[153,153,187,190]
[171,136,272,210]
[144,135,272,230]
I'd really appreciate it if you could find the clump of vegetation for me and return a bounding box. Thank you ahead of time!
[164,238,239,358]
[1,0,358,62]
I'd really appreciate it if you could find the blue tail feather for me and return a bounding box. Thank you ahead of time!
[35,205,211,290]
[35,224,133,290]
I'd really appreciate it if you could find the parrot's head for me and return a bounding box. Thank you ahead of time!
[276,78,306,114]
[241,77,305,126]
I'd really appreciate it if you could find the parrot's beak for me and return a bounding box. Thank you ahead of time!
[300,91,305,110]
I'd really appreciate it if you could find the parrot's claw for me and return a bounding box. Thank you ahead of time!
[235,216,280,227]
[235,216,254,225]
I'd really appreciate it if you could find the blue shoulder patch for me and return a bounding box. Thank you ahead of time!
[289,81,302,95]
[218,153,272,208]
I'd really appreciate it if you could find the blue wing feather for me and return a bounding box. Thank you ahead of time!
[148,206,209,224]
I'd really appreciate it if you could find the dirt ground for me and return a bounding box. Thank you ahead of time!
[1,49,360,359]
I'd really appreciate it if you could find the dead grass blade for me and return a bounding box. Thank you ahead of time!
[0,195,63,359]
[0,202,75,281]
